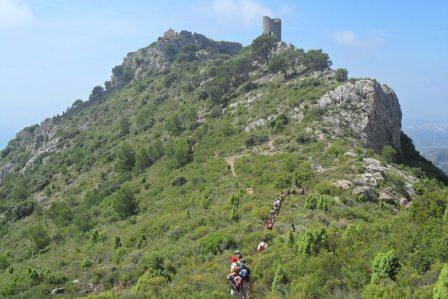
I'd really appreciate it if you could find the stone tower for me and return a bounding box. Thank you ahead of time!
[263,16,281,41]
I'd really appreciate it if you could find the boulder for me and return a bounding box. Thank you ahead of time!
[353,186,377,201]
[318,79,402,153]
[51,288,65,295]
[334,180,352,190]
[379,190,395,204]
[399,198,409,206]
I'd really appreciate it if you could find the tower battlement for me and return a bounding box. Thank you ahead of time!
[263,16,281,41]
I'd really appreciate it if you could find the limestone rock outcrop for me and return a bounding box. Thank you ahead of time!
[318,79,402,153]
[109,29,242,88]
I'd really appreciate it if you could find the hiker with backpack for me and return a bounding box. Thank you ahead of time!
[273,198,281,211]
[257,240,268,252]
[238,258,251,299]
[265,219,273,230]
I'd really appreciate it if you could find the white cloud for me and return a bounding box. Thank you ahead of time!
[0,0,33,29]
[333,30,383,47]
[203,0,272,27]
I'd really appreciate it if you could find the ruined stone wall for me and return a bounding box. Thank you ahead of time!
[263,16,281,41]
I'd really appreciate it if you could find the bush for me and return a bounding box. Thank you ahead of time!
[371,250,401,283]
[304,194,331,211]
[29,225,50,251]
[166,138,192,169]
[335,68,348,82]
[272,264,289,291]
[269,55,288,78]
[381,145,397,163]
[111,185,138,219]
[434,264,448,299]
[118,117,131,136]
[200,233,236,255]
[269,114,288,132]
[47,201,73,226]
[115,142,136,172]
[245,135,269,148]
[0,254,10,270]
[298,228,329,256]
[251,34,277,63]
[294,162,314,185]
[304,49,332,71]
[4,201,35,222]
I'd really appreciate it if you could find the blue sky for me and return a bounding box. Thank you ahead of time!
[0,0,447,149]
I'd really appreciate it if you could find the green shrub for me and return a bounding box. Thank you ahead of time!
[294,162,314,185]
[269,114,289,132]
[47,201,73,226]
[245,135,268,148]
[335,68,348,82]
[81,258,93,268]
[29,225,50,251]
[304,194,331,211]
[111,185,138,219]
[200,233,236,255]
[298,228,329,256]
[115,142,136,172]
[272,264,289,291]
[371,250,401,283]
[0,254,10,270]
[434,264,448,299]
[166,138,192,169]
[381,145,397,163]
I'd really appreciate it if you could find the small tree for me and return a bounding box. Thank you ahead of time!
[29,224,51,251]
[269,55,289,78]
[371,250,401,283]
[298,228,329,256]
[434,264,448,299]
[111,185,138,219]
[135,146,153,171]
[272,264,289,291]
[251,34,277,63]
[229,55,252,86]
[116,142,136,172]
[71,99,84,109]
[89,85,104,101]
[335,68,348,82]
[119,117,131,136]
[304,49,332,71]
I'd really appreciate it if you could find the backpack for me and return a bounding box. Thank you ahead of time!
[239,268,250,282]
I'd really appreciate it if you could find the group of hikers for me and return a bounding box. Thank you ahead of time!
[227,250,252,298]
[226,185,305,297]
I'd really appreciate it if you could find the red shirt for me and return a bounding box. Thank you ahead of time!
[230,256,239,263]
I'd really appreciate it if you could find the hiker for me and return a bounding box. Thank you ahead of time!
[230,250,241,263]
[236,250,243,260]
[286,187,291,195]
[265,219,273,230]
[268,209,277,220]
[238,259,251,298]
[280,192,286,200]
[291,223,296,232]
[257,240,268,252]
[227,272,243,297]
[273,198,281,210]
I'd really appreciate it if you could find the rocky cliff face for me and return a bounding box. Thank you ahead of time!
[318,79,402,153]
[109,29,242,88]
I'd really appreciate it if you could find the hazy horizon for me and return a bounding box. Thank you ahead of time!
[1,0,447,149]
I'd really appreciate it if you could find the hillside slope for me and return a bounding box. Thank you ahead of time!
[0,30,447,298]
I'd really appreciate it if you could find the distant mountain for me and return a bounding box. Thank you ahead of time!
[404,121,448,173]
[425,148,448,173]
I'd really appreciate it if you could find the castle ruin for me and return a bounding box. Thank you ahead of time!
[263,16,281,41]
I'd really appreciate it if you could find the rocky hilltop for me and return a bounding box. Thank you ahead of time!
[0,30,447,298]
